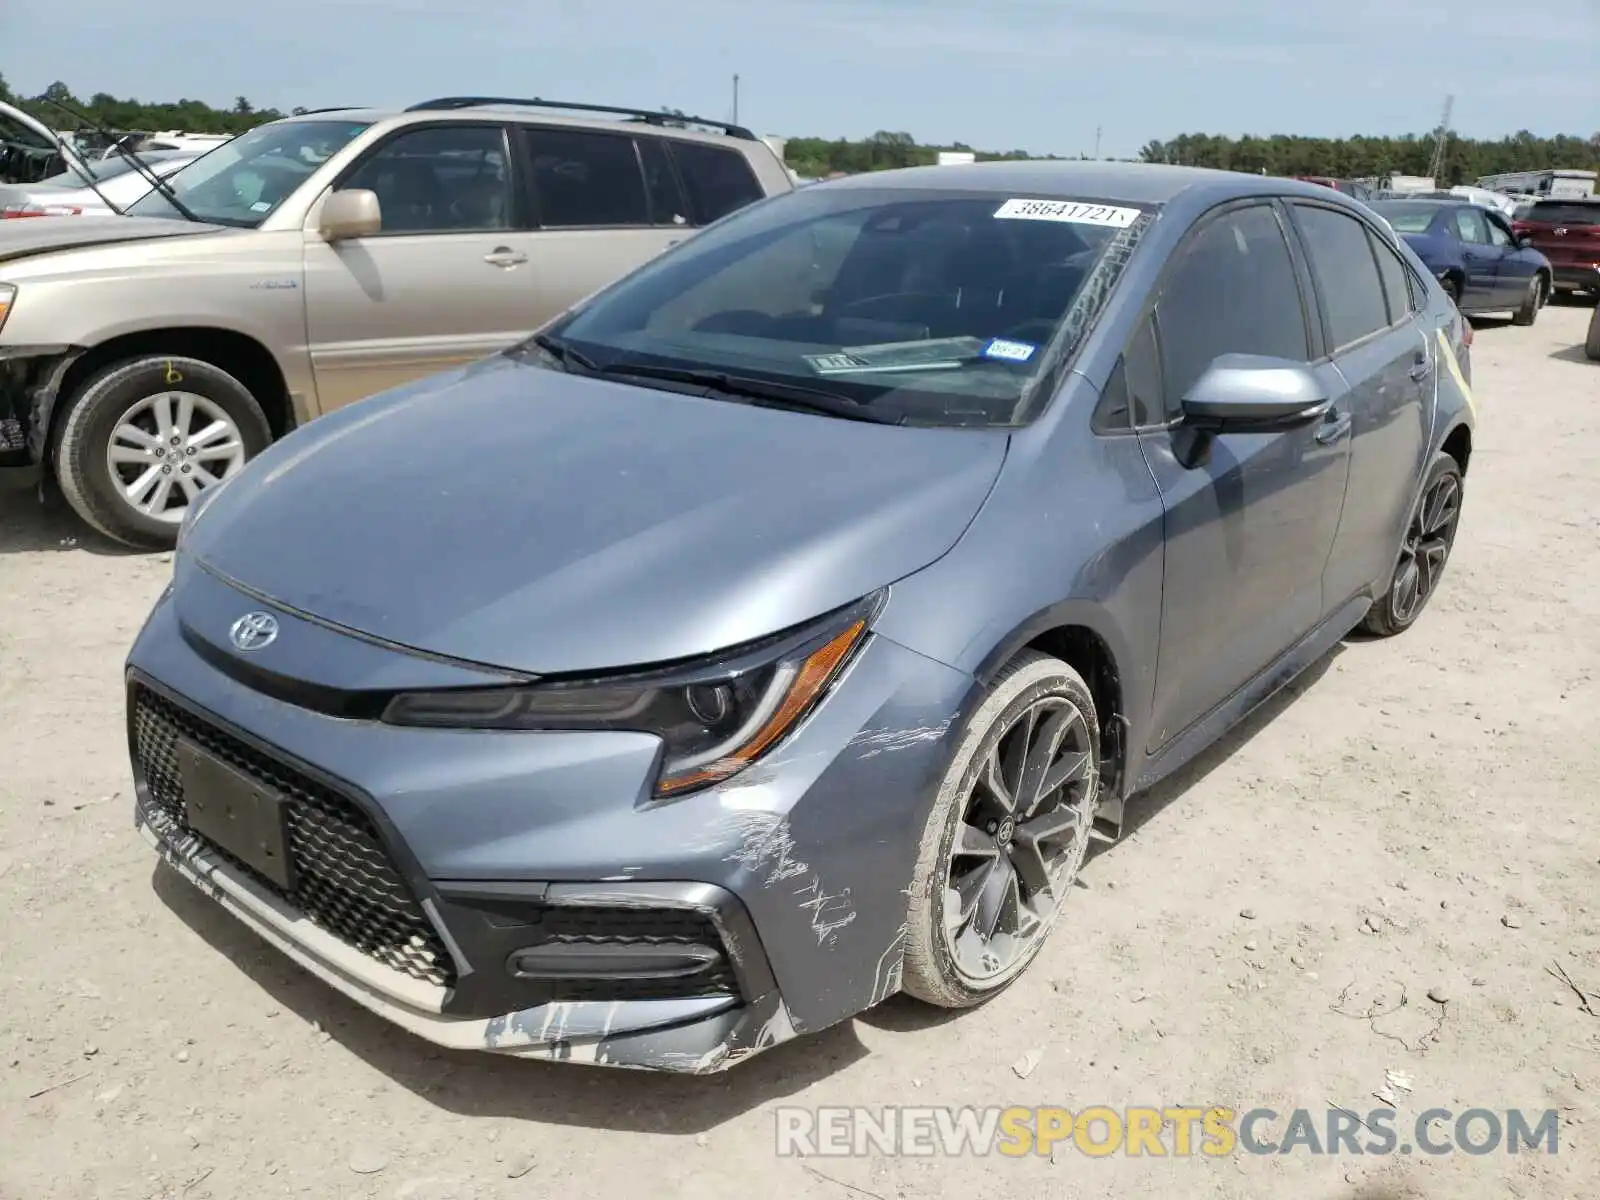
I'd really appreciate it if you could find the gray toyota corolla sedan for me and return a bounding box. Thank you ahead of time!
[127,161,1475,1072]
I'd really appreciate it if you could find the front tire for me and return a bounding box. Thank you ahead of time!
[902,651,1101,1008]
[1511,275,1544,326]
[1360,451,1464,638]
[1586,305,1600,362]
[54,356,271,550]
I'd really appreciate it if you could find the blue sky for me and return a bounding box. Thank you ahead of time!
[4,0,1596,157]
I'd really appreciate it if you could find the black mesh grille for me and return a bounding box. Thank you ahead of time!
[526,906,739,1002]
[132,685,455,988]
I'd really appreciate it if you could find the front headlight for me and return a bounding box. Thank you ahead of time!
[0,283,15,333]
[382,591,884,796]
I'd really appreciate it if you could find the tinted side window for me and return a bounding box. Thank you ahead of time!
[1292,204,1391,350]
[670,141,765,225]
[522,128,649,227]
[1368,230,1417,324]
[1155,204,1309,416]
[635,137,690,227]
[344,125,511,233]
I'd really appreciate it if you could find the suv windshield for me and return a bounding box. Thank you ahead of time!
[125,119,371,227]
[1523,201,1600,226]
[544,186,1152,428]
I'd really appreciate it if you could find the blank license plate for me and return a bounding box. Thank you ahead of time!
[178,739,296,891]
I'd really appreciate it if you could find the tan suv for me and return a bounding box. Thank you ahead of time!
[0,97,793,547]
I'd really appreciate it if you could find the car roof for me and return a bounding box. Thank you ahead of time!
[274,105,760,149]
[816,159,1355,207]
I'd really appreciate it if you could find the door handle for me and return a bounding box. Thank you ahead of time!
[1314,411,1353,445]
[483,247,528,268]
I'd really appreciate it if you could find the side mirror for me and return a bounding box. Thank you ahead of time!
[1514,232,1533,248]
[318,188,381,241]
[1180,354,1331,433]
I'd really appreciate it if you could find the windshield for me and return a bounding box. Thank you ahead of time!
[1370,202,1440,233]
[124,119,371,226]
[544,187,1152,428]
[1524,202,1600,227]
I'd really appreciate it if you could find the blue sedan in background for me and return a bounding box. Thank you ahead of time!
[1371,198,1551,324]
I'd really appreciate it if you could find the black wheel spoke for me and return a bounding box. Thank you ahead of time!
[1014,706,1079,815]
[980,746,1016,815]
[998,709,1035,804]
[955,821,1002,862]
[1039,749,1092,801]
[972,856,1020,941]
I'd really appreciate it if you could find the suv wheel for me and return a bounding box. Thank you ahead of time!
[54,356,271,550]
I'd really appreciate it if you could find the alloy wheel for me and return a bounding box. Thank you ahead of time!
[105,391,247,523]
[941,695,1098,984]
[1392,473,1461,624]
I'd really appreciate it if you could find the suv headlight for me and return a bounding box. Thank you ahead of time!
[0,283,15,334]
[382,591,884,796]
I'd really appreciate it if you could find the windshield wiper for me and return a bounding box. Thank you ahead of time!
[594,363,904,424]
[30,95,202,223]
[521,332,602,373]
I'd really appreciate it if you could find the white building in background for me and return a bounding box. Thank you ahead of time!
[937,151,976,166]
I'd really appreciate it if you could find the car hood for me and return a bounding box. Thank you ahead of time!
[185,356,1010,675]
[0,214,228,262]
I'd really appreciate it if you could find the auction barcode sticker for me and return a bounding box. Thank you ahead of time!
[993,198,1141,227]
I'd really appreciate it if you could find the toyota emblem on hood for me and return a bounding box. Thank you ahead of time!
[229,611,280,651]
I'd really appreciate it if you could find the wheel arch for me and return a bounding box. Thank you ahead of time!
[1441,422,1472,477]
[970,601,1136,815]
[42,327,293,463]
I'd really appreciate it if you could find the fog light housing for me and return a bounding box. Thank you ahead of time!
[507,942,725,982]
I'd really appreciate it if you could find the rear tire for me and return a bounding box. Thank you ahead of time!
[1511,275,1543,326]
[1585,305,1600,362]
[54,355,271,550]
[1360,452,1464,638]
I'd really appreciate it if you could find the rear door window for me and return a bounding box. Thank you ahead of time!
[1451,207,1490,244]
[1368,230,1418,325]
[521,127,651,228]
[1291,203,1393,350]
[634,136,690,227]
[668,140,765,225]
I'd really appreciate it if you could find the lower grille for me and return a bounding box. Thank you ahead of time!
[131,685,455,988]
[522,905,740,1002]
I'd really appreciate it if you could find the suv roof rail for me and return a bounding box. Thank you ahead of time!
[295,106,368,115]
[403,96,757,141]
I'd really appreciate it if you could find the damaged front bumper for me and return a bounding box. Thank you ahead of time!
[137,802,799,1073]
[0,343,79,469]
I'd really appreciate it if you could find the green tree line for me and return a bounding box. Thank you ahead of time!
[4,75,1597,184]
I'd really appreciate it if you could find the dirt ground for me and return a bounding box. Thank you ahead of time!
[2,302,1597,1200]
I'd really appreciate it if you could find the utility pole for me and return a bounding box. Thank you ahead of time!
[1427,94,1454,182]
[732,74,740,125]
[1094,126,1102,160]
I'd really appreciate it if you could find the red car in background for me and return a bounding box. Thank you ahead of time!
[1512,199,1600,299]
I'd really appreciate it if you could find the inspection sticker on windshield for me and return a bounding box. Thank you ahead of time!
[981,338,1037,363]
[993,198,1140,227]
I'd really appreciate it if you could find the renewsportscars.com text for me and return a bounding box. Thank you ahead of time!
[774,1105,1560,1158]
